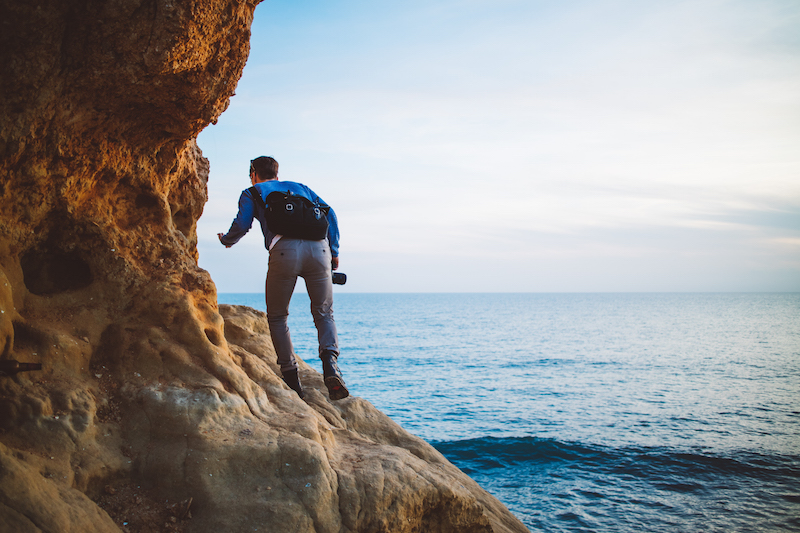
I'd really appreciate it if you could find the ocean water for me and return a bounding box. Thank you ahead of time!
[219,292,800,532]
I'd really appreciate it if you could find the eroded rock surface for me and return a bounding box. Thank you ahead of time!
[0,1,529,532]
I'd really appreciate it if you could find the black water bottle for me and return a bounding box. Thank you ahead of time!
[0,359,42,376]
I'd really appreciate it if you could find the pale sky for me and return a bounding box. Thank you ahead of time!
[197,0,800,293]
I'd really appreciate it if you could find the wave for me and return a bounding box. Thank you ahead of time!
[430,435,800,484]
[431,436,800,532]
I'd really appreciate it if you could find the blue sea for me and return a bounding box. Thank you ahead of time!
[219,292,800,532]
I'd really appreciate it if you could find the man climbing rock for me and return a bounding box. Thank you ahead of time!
[218,156,348,400]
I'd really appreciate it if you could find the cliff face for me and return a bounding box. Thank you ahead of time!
[0,2,528,532]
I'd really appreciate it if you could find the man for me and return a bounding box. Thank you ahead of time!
[218,156,348,401]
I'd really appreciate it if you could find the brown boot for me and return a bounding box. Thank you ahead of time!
[320,351,349,400]
[281,369,305,399]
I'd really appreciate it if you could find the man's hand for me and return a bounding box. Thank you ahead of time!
[331,256,339,270]
[217,233,232,249]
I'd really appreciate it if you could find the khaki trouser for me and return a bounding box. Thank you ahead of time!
[266,238,338,373]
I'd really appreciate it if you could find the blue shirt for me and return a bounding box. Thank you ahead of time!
[220,180,340,257]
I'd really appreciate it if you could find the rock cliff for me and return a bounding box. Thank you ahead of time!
[0,1,529,532]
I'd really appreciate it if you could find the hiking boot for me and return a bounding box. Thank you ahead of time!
[281,369,305,399]
[320,351,349,400]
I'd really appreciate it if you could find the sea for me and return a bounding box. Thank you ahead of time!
[218,292,800,532]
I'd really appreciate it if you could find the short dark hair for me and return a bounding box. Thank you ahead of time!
[250,156,279,180]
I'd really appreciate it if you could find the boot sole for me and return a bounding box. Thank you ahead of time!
[324,376,350,400]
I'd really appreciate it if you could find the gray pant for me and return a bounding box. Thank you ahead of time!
[266,238,338,373]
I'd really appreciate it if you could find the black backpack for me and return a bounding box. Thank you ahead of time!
[249,187,330,240]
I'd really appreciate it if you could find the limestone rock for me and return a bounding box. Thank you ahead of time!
[0,1,529,532]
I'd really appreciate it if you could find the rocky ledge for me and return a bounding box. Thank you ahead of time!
[2,304,528,532]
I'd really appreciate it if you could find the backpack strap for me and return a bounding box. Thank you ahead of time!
[248,186,268,213]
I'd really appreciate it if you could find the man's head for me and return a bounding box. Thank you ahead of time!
[250,156,279,183]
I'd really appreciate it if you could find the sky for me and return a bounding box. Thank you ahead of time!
[196,0,800,293]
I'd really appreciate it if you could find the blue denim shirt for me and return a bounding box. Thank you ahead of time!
[220,180,340,257]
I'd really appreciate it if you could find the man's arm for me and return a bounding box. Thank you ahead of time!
[219,190,256,247]
[324,206,340,259]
